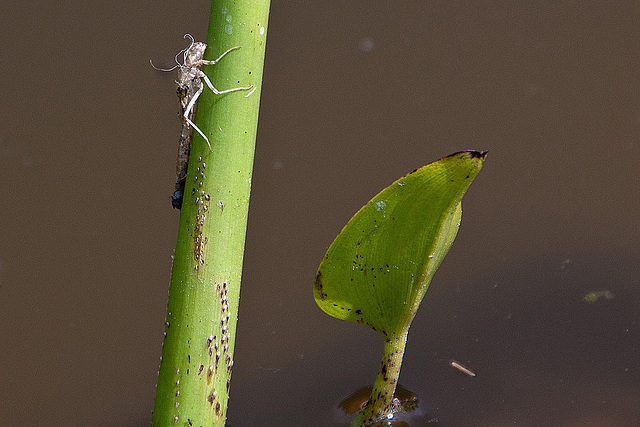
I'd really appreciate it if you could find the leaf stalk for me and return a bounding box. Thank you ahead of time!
[353,330,409,426]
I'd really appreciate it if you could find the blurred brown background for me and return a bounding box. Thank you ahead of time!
[1,1,638,426]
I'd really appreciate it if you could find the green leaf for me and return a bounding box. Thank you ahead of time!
[314,151,486,340]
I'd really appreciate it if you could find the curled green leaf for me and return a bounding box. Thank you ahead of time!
[315,151,486,340]
[314,151,486,425]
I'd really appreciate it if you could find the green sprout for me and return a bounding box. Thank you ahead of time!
[315,151,487,425]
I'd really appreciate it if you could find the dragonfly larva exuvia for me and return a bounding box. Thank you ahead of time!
[154,34,252,209]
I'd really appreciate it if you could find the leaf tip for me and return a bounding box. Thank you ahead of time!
[449,150,488,161]
[473,150,488,160]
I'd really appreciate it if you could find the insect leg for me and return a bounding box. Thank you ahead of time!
[201,46,243,65]
[200,72,253,95]
[183,84,213,152]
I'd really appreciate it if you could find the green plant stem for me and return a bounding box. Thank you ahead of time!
[152,0,270,425]
[353,331,409,426]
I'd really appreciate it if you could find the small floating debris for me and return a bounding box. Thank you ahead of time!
[450,360,476,377]
[583,290,614,303]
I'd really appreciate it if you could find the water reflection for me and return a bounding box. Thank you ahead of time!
[337,384,428,426]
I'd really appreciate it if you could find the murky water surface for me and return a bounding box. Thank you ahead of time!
[1,2,638,426]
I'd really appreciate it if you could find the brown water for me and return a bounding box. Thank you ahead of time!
[1,1,638,426]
